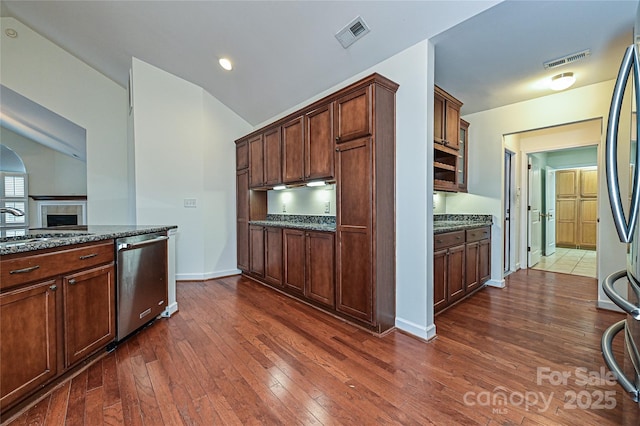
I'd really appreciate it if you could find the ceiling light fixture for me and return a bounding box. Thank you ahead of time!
[549,72,576,91]
[218,58,233,71]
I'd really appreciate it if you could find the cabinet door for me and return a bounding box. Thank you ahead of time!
[465,241,480,292]
[249,225,265,277]
[447,244,466,303]
[283,229,305,293]
[335,86,371,143]
[479,239,491,284]
[264,127,282,185]
[282,116,305,183]
[305,103,334,180]
[236,169,250,271]
[249,134,264,187]
[579,199,598,248]
[445,101,460,149]
[336,137,373,322]
[433,91,446,145]
[580,169,598,198]
[458,120,469,192]
[433,249,447,313]
[306,232,335,308]
[265,227,283,286]
[64,264,115,367]
[556,170,578,198]
[236,139,249,170]
[1,280,58,411]
[556,199,577,246]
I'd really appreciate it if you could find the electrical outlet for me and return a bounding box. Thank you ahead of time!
[184,198,197,208]
[324,201,330,214]
[282,204,287,213]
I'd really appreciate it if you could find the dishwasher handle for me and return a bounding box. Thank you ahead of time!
[117,235,168,252]
[601,320,640,402]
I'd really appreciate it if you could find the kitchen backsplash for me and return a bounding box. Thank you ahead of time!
[267,184,336,216]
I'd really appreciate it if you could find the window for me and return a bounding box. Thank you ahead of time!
[1,172,28,228]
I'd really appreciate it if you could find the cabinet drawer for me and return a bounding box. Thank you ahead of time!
[1,241,114,290]
[466,227,490,243]
[434,231,465,250]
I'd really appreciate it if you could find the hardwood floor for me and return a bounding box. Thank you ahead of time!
[3,269,639,425]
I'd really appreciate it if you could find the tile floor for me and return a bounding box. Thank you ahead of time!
[531,247,597,278]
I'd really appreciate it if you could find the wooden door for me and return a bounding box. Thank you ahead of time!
[283,229,305,293]
[264,227,283,286]
[236,169,249,271]
[1,280,58,411]
[479,239,491,283]
[556,170,578,197]
[248,134,264,187]
[579,199,598,248]
[249,225,265,277]
[465,241,479,292]
[433,249,447,313]
[282,116,304,183]
[63,264,115,367]
[305,231,335,308]
[447,245,465,302]
[305,103,334,180]
[263,127,282,185]
[580,169,598,197]
[335,86,371,143]
[556,199,577,246]
[336,137,373,322]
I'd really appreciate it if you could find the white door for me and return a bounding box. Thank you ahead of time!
[528,156,542,267]
[544,167,556,256]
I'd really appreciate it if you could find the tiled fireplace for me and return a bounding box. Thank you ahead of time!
[36,199,87,228]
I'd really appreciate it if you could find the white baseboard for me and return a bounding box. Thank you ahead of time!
[161,302,179,318]
[597,299,625,313]
[395,317,437,341]
[515,262,521,270]
[486,279,505,288]
[176,269,241,281]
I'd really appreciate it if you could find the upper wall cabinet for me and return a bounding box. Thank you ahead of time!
[248,134,264,187]
[335,86,372,144]
[264,127,282,186]
[282,116,305,183]
[434,86,462,149]
[434,85,465,192]
[305,103,335,181]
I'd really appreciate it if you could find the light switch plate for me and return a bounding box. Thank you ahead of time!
[184,198,197,208]
[324,201,330,214]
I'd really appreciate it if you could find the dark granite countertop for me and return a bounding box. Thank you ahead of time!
[0,225,177,255]
[250,214,336,232]
[434,214,492,234]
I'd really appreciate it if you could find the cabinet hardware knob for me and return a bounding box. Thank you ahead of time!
[9,265,40,274]
[335,148,340,152]
[456,236,461,240]
[436,239,442,243]
[335,136,341,142]
[69,279,77,285]
[79,253,98,260]
[49,285,57,291]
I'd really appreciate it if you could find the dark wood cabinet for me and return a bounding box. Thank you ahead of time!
[236,169,250,272]
[434,86,462,149]
[264,227,283,287]
[0,240,116,414]
[458,119,469,192]
[63,264,115,366]
[282,116,305,183]
[236,139,249,170]
[305,103,334,180]
[248,134,264,188]
[335,86,372,143]
[434,86,464,192]
[0,280,59,411]
[435,226,491,314]
[235,73,397,333]
[249,225,265,277]
[264,127,282,185]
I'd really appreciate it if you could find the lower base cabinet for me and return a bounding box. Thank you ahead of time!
[434,226,490,314]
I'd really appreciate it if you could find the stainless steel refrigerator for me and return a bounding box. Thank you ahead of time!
[601,2,640,404]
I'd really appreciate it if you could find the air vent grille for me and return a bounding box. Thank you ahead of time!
[335,16,370,49]
[543,49,591,69]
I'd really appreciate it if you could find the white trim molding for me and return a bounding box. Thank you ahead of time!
[486,279,506,288]
[396,317,437,341]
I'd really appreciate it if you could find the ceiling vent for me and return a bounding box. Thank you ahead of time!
[543,49,591,69]
[335,16,370,49]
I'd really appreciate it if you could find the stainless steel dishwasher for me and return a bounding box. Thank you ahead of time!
[116,232,168,341]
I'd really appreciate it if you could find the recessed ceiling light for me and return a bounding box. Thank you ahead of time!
[218,58,233,71]
[549,72,576,91]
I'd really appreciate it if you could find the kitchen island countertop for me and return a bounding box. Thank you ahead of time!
[0,225,177,255]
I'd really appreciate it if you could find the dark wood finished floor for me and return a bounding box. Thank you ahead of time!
[3,269,639,425]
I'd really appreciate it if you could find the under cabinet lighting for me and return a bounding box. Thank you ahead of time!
[273,185,286,190]
[306,181,326,187]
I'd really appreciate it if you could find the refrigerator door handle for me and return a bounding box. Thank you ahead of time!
[601,320,640,402]
[602,269,640,319]
[606,44,640,243]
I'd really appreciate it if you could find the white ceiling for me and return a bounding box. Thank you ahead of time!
[1,0,637,124]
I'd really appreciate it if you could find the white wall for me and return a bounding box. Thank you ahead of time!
[447,80,627,309]
[131,58,252,280]
[0,17,129,224]
[255,40,435,340]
